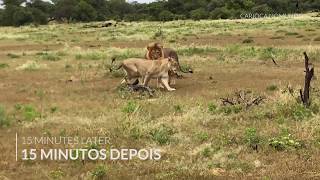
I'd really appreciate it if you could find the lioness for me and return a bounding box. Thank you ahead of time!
[115,57,179,91]
[145,42,193,74]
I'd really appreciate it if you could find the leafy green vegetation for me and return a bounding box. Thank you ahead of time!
[150,124,175,145]
[269,129,302,151]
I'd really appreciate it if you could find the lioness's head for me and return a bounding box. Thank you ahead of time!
[168,57,179,73]
[147,42,163,60]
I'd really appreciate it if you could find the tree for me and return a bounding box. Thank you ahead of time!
[53,0,79,22]
[210,7,232,19]
[159,10,174,21]
[190,8,208,20]
[85,0,110,21]
[12,7,33,26]
[2,0,25,6]
[75,0,97,22]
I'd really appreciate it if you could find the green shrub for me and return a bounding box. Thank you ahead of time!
[0,63,9,69]
[244,128,260,148]
[292,104,313,121]
[0,106,10,127]
[266,84,278,91]
[314,37,320,41]
[15,104,40,121]
[150,124,174,145]
[276,103,313,121]
[122,101,138,114]
[269,129,302,151]
[91,165,107,180]
[23,105,39,121]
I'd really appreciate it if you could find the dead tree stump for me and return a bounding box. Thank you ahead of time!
[300,52,314,107]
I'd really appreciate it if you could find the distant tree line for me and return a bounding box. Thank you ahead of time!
[0,0,319,26]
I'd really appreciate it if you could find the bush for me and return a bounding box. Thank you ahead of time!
[291,104,313,121]
[0,63,9,69]
[266,85,278,91]
[23,105,39,121]
[244,128,260,148]
[269,129,302,151]
[276,103,313,121]
[150,125,174,145]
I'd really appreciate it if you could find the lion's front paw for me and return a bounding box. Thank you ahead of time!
[168,88,176,91]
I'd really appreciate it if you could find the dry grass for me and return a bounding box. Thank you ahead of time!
[0,14,320,179]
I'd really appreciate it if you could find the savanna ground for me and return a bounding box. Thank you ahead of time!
[1,13,320,179]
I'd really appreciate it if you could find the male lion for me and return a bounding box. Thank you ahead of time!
[114,57,179,91]
[144,42,193,86]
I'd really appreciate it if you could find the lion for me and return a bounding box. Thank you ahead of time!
[114,57,179,91]
[144,42,193,86]
[145,42,193,73]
